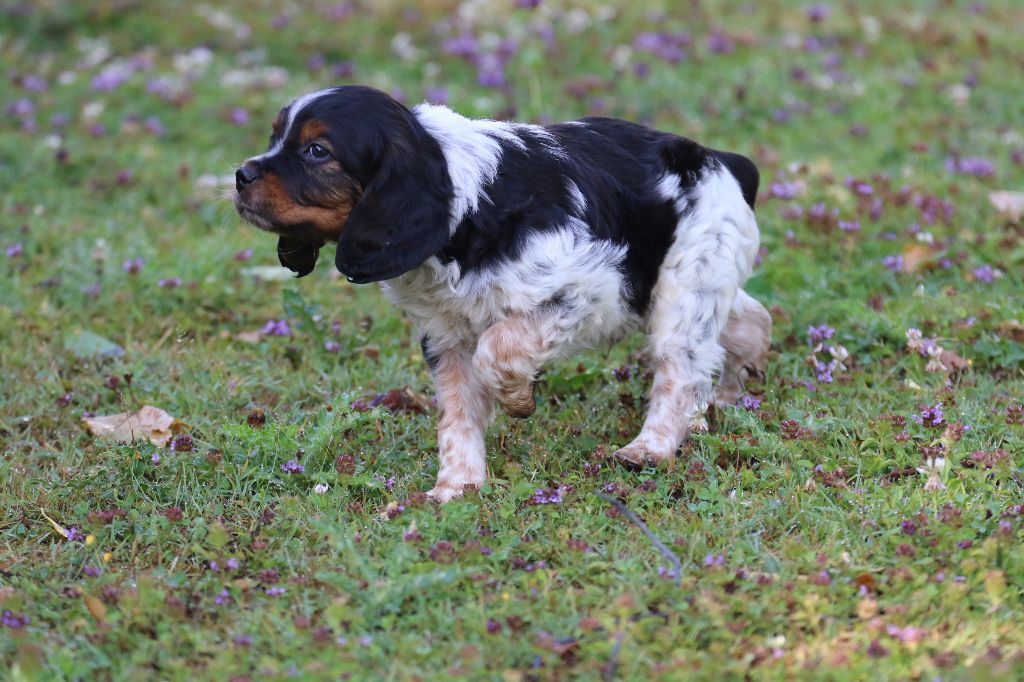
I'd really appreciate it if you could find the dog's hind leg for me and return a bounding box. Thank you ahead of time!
[712,289,771,407]
[614,170,759,466]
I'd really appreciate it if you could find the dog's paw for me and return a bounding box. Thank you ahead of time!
[688,413,710,433]
[612,442,674,469]
[496,385,536,419]
[427,482,478,503]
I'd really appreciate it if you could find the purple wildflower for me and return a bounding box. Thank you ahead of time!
[912,403,945,428]
[83,565,102,577]
[706,31,734,54]
[66,527,83,542]
[226,557,240,571]
[657,565,680,579]
[1,610,29,629]
[151,453,160,465]
[425,87,449,105]
[6,243,23,258]
[881,255,904,272]
[324,340,341,352]
[229,108,249,125]
[91,64,132,91]
[215,589,231,605]
[805,3,831,22]
[807,324,835,344]
[265,587,286,596]
[144,116,165,136]
[281,460,305,474]
[233,635,253,647]
[769,181,799,199]
[838,220,860,232]
[158,277,182,288]
[21,74,48,92]
[814,360,834,383]
[972,265,995,283]
[261,319,292,336]
[738,394,761,411]
[946,156,995,177]
[122,257,145,273]
[703,553,726,568]
[532,485,571,505]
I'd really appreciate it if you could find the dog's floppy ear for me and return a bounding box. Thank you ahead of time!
[278,236,323,277]
[335,114,453,284]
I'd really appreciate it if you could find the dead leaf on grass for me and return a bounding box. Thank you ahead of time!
[351,388,432,414]
[989,191,1024,221]
[901,242,935,273]
[996,320,1024,342]
[236,330,264,344]
[83,593,108,626]
[82,405,187,447]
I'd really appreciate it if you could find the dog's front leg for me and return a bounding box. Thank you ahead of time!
[426,344,495,503]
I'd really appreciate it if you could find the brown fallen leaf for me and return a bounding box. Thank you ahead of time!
[940,349,970,374]
[901,242,935,273]
[351,388,431,414]
[82,405,187,447]
[83,593,108,626]
[989,191,1024,221]
[996,320,1024,342]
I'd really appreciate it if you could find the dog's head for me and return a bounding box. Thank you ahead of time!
[234,86,453,282]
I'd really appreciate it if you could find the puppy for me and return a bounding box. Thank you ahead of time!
[235,86,770,502]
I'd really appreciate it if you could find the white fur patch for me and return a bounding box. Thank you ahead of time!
[566,178,587,217]
[383,222,635,356]
[413,103,527,234]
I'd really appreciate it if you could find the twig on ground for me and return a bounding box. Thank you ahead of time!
[595,491,682,585]
[602,627,625,681]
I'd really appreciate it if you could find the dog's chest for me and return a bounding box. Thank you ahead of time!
[380,228,637,348]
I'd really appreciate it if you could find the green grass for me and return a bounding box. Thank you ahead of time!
[2,0,1024,679]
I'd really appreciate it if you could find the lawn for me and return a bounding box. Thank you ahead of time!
[2,0,1023,679]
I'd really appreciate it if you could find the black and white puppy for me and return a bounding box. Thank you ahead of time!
[235,85,771,502]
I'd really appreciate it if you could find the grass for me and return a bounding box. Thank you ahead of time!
[2,0,1024,679]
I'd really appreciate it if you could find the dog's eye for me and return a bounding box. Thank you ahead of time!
[305,143,330,160]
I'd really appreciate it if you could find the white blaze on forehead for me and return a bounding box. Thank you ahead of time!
[248,88,335,163]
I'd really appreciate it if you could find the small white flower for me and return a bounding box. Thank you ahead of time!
[916,457,946,491]
[925,344,947,373]
[313,483,329,495]
[905,328,923,352]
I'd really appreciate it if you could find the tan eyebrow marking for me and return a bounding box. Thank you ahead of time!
[299,119,329,146]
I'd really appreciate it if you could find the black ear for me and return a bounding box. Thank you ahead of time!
[278,236,323,277]
[334,116,453,283]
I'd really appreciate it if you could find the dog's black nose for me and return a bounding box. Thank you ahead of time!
[235,162,260,190]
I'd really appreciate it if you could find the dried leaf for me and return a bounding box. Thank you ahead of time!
[65,330,124,359]
[40,509,70,539]
[236,330,264,344]
[939,349,970,373]
[83,593,107,625]
[901,242,934,273]
[996,320,1024,342]
[989,191,1024,221]
[352,388,431,414]
[82,405,187,447]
